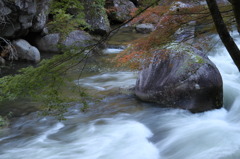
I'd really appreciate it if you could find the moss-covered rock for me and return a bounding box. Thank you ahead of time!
[80,0,110,35]
[135,45,223,113]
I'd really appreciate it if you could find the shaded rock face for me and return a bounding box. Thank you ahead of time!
[35,33,59,53]
[80,0,110,35]
[105,0,136,23]
[0,0,51,38]
[36,30,96,53]
[12,39,40,62]
[135,46,223,113]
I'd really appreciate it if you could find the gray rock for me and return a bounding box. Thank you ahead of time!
[32,0,51,32]
[0,0,11,16]
[0,0,51,38]
[135,45,223,113]
[35,33,60,53]
[36,30,96,53]
[15,0,37,14]
[13,39,40,62]
[135,23,155,34]
[174,21,196,44]
[106,0,136,23]
[63,30,94,47]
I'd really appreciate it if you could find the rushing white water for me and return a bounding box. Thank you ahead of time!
[75,71,137,91]
[0,34,240,159]
[102,48,124,54]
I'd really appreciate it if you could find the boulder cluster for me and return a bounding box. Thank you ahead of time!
[0,0,138,63]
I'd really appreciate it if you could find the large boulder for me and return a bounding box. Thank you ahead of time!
[36,30,96,53]
[12,39,40,62]
[0,0,51,38]
[105,0,136,23]
[135,45,223,113]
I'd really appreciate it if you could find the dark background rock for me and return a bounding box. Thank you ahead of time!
[0,0,51,39]
[36,30,96,53]
[35,33,59,53]
[105,0,136,23]
[135,46,223,112]
[81,0,110,35]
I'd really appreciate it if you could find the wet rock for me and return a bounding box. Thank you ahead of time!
[13,39,40,62]
[106,0,136,23]
[36,30,96,53]
[135,45,223,113]
[135,23,155,34]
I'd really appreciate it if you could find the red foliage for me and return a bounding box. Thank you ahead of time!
[114,1,211,69]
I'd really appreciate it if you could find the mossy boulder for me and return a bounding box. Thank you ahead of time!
[135,45,223,112]
[80,0,110,35]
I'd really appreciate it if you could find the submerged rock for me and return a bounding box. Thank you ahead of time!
[135,23,155,34]
[135,45,223,113]
[13,39,40,62]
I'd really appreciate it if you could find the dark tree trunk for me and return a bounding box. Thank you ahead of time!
[232,0,240,34]
[206,0,240,72]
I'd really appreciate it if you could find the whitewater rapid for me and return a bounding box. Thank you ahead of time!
[0,33,240,159]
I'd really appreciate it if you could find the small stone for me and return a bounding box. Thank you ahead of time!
[135,23,155,34]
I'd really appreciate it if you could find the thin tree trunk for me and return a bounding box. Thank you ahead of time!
[232,0,240,34]
[206,0,240,72]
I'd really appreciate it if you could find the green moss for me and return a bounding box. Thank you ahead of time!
[0,116,8,128]
[48,0,90,40]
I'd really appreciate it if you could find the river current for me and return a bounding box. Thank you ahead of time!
[0,33,240,159]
